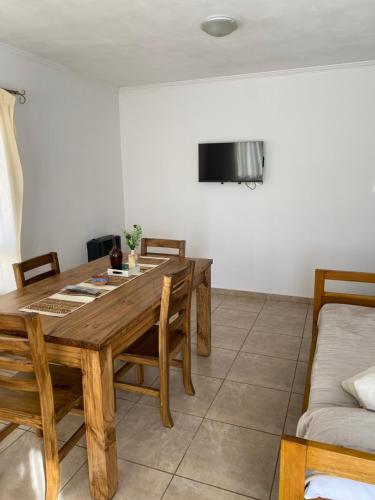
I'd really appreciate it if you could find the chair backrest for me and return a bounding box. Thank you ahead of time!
[159,261,195,337]
[140,238,186,258]
[0,313,55,426]
[13,252,60,289]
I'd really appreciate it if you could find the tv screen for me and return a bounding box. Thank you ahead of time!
[199,141,264,182]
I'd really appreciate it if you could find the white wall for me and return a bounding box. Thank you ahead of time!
[0,43,124,271]
[120,64,375,297]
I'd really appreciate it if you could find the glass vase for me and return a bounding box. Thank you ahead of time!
[128,249,137,269]
[109,236,122,270]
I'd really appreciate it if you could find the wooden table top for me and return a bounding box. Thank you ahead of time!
[0,255,212,350]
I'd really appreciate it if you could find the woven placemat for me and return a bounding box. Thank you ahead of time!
[20,256,169,317]
[21,297,86,317]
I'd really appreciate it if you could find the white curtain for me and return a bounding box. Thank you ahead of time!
[0,89,23,294]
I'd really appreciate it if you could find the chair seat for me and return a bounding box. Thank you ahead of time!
[122,324,185,360]
[0,364,82,428]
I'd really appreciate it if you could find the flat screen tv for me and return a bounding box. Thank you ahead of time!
[199,141,264,183]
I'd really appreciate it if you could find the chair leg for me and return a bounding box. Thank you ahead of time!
[159,340,173,428]
[135,364,144,384]
[43,427,60,500]
[182,335,195,396]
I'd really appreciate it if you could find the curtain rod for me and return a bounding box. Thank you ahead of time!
[3,88,26,104]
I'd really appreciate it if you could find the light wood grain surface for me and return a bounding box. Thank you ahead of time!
[0,255,212,350]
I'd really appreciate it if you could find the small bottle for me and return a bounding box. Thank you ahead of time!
[128,249,137,269]
[109,236,122,270]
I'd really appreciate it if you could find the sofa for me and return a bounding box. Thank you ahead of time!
[279,269,375,500]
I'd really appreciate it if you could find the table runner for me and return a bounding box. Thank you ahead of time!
[20,256,169,317]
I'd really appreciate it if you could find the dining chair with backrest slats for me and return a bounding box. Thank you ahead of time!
[13,252,60,289]
[114,261,195,427]
[140,238,186,258]
[12,251,65,439]
[0,312,85,500]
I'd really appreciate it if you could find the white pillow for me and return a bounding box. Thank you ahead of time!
[342,366,375,411]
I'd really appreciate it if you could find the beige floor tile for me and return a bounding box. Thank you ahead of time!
[212,308,258,330]
[0,423,26,453]
[0,432,86,499]
[164,476,252,499]
[177,419,279,499]
[254,313,305,337]
[307,304,313,318]
[292,362,308,395]
[262,301,308,319]
[298,337,311,362]
[207,380,289,435]
[139,371,222,417]
[57,415,85,444]
[241,330,301,360]
[116,365,159,402]
[228,352,296,392]
[56,398,135,446]
[270,456,280,500]
[303,318,313,338]
[271,475,279,499]
[284,393,304,436]
[211,324,249,350]
[211,295,224,310]
[190,345,237,379]
[220,296,264,313]
[192,296,223,317]
[116,405,202,473]
[60,458,171,499]
[191,321,197,343]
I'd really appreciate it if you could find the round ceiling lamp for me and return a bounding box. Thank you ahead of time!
[201,16,238,37]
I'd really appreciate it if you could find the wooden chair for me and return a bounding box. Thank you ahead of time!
[140,238,186,258]
[13,252,60,289]
[114,261,195,427]
[0,312,85,500]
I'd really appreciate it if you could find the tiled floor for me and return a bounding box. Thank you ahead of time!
[0,292,310,499]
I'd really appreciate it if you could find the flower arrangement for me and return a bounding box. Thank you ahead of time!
[124,224,142,251]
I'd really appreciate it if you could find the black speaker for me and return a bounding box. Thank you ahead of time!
[87,235,121,262]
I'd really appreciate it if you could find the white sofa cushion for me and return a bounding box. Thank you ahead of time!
[297,406,375,453]
[308,304,375,410]
[342,366,375,411]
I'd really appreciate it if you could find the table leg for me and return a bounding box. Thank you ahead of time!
[196,266,211,356]
[82,346,118,500]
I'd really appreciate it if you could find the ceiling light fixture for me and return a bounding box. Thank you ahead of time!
[201,16,238,37]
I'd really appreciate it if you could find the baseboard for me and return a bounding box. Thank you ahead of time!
[211,287,312,304]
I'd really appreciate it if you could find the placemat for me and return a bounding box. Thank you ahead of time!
[20,256,169,317]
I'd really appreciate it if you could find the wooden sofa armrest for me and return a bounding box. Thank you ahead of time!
[280,434,375,500]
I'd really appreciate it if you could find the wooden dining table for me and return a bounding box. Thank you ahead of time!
[0,254,212,500]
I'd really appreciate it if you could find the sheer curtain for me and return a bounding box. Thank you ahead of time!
[0,89,23,294]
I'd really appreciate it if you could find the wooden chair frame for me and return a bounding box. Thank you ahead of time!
[0,312,85,500]
[280,269,375,499]
[13,252,60,288]
[140,238,186,258]
[114,261,195,427]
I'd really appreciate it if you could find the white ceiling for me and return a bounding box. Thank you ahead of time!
[1,0,375,87]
